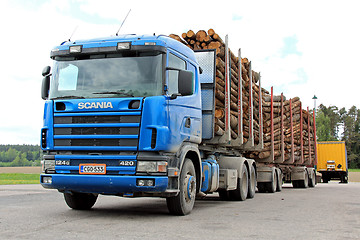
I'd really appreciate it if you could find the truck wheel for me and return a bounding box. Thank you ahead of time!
[63,192,98,210]
[229,164,248,201]
[340,174,348,184]
[265,168,277,193]
[166,158,196,215]
[276,168,282,192]
[308,170,316,188]
[298,170,309,188]
[247,165,256,199]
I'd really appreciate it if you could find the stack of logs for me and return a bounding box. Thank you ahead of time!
[169,29,316,164]
[251,95,315,164]
[170,29,267,145]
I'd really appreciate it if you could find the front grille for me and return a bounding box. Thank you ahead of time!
[54,127,139,135]
[54,139,138,147]
[54,115,140,124]
[53,112,141,151]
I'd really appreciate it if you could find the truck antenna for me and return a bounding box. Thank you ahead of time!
[116,9,131,36]
[68,26,78,42]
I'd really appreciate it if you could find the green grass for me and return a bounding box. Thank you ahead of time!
[348,169,360,172]
[0,173,40,185]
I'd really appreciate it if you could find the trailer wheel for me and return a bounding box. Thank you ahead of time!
[166,158,196,215]
[276,168,283,192]
[265,168,277,193]
[308,170,316,188]
[297,170,309,188]
[340,174,348,184]
[247,165,256,199]
[229,164,248,201]
[63,192,98,210]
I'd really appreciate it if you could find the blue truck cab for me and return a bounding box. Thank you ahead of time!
[40,34,257,215]
[40,34,205,215]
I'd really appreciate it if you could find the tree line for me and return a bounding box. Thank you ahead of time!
[316,104,360,168]
[0,145,41,167]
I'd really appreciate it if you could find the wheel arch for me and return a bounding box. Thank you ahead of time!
[178,143,202,193]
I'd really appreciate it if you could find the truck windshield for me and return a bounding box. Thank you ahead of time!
[49,52,163,99]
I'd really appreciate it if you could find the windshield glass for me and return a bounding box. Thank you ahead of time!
[49,52,163,99]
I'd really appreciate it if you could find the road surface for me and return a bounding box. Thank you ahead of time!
[1,183,360,239]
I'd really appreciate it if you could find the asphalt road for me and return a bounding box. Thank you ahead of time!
[0,183,359,240]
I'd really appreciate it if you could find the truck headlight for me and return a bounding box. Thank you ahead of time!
[42,160,55,173]
[137,161,167,173]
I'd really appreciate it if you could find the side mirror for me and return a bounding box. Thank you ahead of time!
[41,66,51,100]
[42,66,51,77]
[41,76,50,100]
[178,70,194,96]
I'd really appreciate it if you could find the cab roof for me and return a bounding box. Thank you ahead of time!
[53,34,198,64]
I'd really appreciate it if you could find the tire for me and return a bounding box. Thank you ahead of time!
[166,158,196,215]
[340,174,348,184]
[63,192,98,210]
[229,164,248,201]
[247,165,256,199]
[308,170,316,188]
[276,168,283,192]
[297,170,309,188]
[265,168,277,193]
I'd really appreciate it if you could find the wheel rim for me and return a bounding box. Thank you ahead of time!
[185,174,196,202]
[272,171,277,190]
[241,171,248,194]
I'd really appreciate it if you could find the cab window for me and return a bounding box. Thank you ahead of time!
[167,53,186,96]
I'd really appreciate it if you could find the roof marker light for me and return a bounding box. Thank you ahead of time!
[145,42,156,46]
[117,42,131,50]
[69,45,82,53]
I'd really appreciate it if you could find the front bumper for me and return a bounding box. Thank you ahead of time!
[40,174,168,195]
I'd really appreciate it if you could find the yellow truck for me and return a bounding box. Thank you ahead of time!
[317,141,348,183]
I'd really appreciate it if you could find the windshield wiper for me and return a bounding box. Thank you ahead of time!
[93,90,134,97]
[52,95,85,99]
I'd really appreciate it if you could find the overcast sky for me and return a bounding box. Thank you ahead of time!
[1,0,359,145]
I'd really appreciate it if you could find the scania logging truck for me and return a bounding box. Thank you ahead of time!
[40,31,317,215]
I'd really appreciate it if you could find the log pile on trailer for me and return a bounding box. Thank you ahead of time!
[169,29,317,166]
[170,29,266,144]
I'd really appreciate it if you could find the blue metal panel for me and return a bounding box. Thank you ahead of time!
[138,96,170,151]
[53,123,139,128]
[41,174,168,195]
[41,100,54,150]
[54,135,138,139]
[53,146,137,151]
[54,155,136,160]
[53,98,143,113]
[54,35,198,66]
[54,112,140,117]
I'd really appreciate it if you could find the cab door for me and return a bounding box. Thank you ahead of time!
[166,52,202,151]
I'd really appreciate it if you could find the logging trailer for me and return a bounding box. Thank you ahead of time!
[40,30,317,215]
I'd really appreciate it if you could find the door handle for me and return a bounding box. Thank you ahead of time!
[185,117,191,128]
